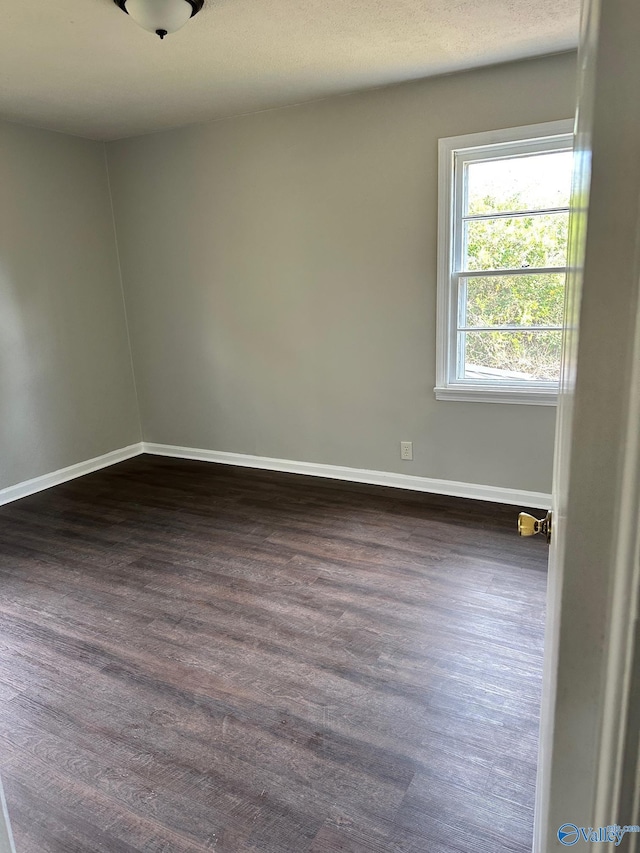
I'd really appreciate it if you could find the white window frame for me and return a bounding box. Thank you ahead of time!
[435,119,575,405]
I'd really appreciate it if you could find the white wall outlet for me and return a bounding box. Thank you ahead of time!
[400,441,413,461]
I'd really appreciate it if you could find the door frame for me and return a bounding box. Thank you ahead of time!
[534,0,640,847]
[0,777,15,853]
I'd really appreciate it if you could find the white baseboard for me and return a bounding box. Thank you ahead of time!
[143,442,551,509]
[0,443,144,507]
[0,440,550,510]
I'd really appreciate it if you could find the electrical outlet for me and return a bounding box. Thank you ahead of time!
[400,441,413,461]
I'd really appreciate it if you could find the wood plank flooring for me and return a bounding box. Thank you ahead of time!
[0,456,548,853]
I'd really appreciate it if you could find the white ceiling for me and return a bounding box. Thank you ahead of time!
[1,0,580,141]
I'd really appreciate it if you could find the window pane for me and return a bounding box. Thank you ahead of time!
[466,150,573,216]
[462,330,562,381]
[463,212,568,271]
[462,274,565,328]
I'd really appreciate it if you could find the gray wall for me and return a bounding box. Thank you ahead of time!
[0,121,140,489]
[106,52,575,494]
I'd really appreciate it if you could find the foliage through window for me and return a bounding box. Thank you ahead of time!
[436,121,574,404]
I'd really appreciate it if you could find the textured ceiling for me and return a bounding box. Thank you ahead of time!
[0,0,580,141]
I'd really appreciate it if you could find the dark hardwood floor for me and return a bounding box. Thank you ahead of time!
[0,456,548,853]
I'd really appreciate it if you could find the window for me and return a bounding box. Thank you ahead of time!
[435,120,574,405]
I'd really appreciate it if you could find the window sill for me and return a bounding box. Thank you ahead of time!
[434,386,558,406]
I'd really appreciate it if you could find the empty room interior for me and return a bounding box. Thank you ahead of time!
[2,1,639,852]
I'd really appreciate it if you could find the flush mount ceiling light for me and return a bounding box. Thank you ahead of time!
[114,0,204,39]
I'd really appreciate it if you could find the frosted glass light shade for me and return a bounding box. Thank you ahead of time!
[120,0,197,38]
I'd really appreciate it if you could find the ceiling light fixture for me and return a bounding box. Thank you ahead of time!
[114,0,204,39]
